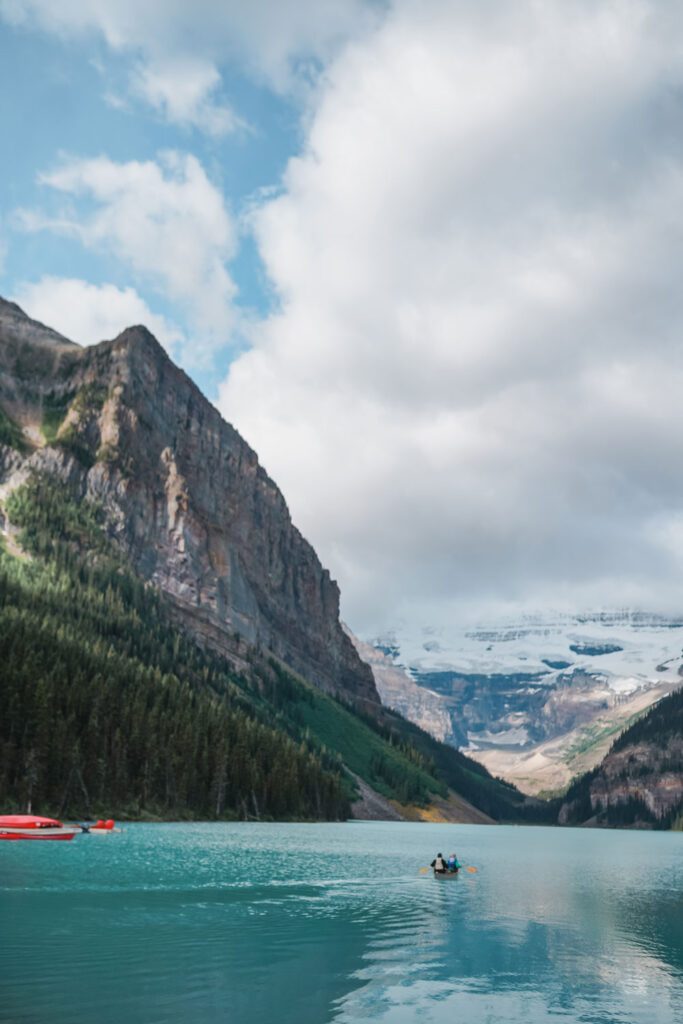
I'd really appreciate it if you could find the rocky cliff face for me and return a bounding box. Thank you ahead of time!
[0,297,378,706]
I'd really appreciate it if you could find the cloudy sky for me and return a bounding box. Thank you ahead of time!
[2,0,683,636]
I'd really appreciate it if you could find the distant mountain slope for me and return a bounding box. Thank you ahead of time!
[557,685,683,829]
[359,614,683,793]
[349,633,454,742]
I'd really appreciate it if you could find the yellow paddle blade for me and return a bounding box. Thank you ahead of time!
[419,866,431,874]
[465,866,477,873]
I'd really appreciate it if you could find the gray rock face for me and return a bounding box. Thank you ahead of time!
[0,301,379,706]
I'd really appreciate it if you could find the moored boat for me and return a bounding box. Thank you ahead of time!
[87,819,122,834]
[0,815,81,840]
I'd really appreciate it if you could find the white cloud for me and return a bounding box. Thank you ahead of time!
[13,276,184,353]
[17,151,237,365]
[219,0,683,634]
[129,58,245,137]
[0,0,376,131]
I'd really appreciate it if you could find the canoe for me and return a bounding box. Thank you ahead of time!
[433,869,460,878]
[83,819,121,834]
[0,815,80,840]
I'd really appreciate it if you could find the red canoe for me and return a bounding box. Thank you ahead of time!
[88,819,122,833]
[0,815,81,840]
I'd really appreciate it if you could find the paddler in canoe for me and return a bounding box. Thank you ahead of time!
[430,852,461,876]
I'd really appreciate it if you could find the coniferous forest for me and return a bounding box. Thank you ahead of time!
[0,477,352,820]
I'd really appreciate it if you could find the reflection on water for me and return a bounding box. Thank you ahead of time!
[1,823,682,1023]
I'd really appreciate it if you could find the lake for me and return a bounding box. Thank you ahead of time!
[1,822,682,1023]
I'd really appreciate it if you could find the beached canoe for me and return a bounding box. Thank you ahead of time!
[0,815,81,840]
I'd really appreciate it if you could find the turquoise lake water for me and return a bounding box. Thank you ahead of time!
[1,822,682,1023]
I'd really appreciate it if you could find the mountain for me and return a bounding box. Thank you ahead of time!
[356,613,683,794]
[557,685,683,829]
[0,297,377,706]
[0,297,524,823]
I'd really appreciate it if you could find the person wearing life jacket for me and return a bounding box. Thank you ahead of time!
[430,853,448,874]
[447,853,460,873]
